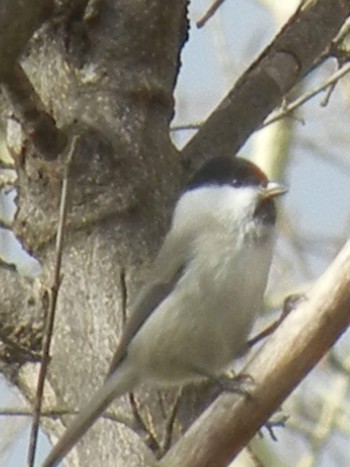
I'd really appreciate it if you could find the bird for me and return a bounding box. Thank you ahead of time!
[42,156,286,466]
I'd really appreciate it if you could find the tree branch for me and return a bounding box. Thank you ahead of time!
[182,0,350,169]
[0,0,53,79]
[262,61,350,128]
[196,0,226,28]
[2,64,66,161]
[158,239,350,467]
[0,1,66,161]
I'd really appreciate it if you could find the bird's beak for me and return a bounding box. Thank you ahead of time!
[260,181,287,199]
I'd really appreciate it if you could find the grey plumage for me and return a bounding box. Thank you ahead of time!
[42,157,285,466]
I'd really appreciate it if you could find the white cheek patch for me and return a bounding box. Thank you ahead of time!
[173,185,259,235]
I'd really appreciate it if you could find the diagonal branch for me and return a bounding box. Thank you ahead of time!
[2,64,66,161]
[0,1,65,161]
[182,0,350,169]
[158,239,350,467]
[0,0,53,79]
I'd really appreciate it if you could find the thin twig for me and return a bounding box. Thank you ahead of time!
[247,295,302,349]
[156,391,168,420]
[170,123,202,133]
[262,62,350,129]
[171,64,350,135]
[3,408,78,418]
[0,407,133,426]
[196,0,226,28]
[120,267,128,325]
[128,392,161,454]
[161,388,183,456]
[27,135,77,467]
[320,81,337,106]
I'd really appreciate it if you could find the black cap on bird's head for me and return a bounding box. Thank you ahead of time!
[187,157,269,190]
[186,156,286,224]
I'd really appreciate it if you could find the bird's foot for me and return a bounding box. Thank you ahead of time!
[217,373,255,398]
[259,410,289,441]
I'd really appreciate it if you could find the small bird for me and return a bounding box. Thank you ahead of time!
[42,156,286,466]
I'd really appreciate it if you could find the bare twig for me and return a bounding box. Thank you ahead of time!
[2,408,79,418]
[196,0,226,28]
[0,407,133,426]
[172,61,350,135]
[161,388,183,455]
[120,267,128,325]
[262,62,350,129]
[320,80,337,106]
[27,135,77,467]
[170,123,202,133]
[247,303,291,349]
[128,392,160,454]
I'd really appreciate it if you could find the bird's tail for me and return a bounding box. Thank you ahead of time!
[42,366,136,467]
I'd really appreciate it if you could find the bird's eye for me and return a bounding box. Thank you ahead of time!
[231,179,242,187]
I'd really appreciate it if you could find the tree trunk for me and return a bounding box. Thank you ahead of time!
[1,1,189,465]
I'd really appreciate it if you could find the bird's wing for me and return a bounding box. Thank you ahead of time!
[107,232,190,377]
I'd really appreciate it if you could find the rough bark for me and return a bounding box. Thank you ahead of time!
[2,1,189,465]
